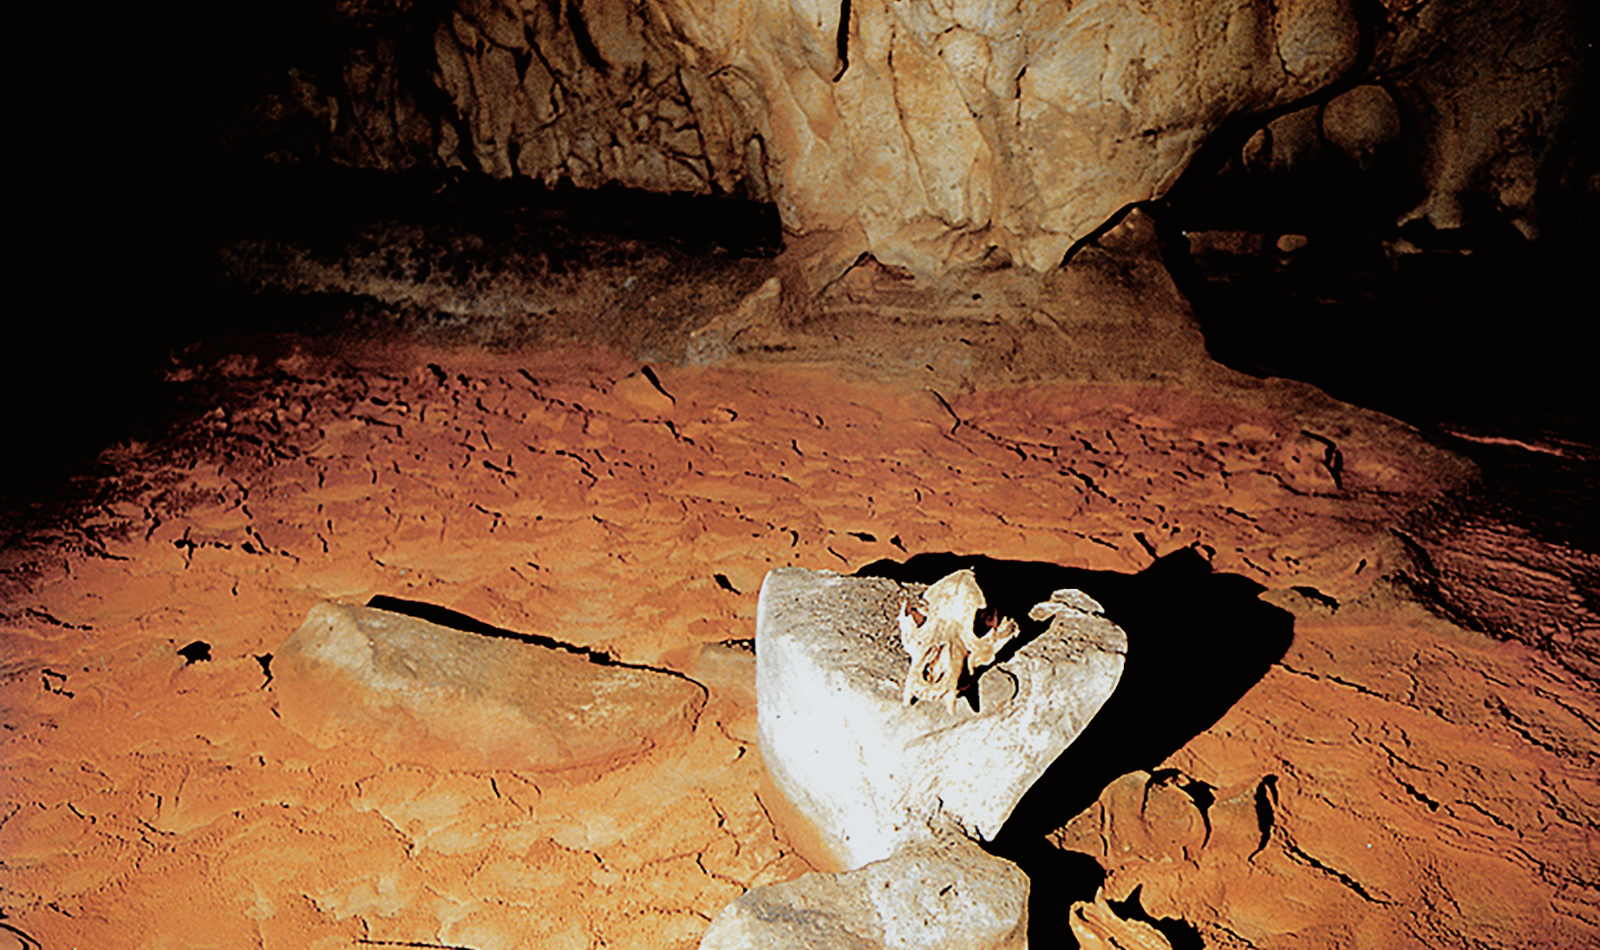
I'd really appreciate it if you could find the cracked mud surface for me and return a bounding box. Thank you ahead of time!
[1,333,1596,948]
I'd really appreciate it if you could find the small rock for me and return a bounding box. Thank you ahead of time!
[274,603,704,773]
[612,368,676,416]
[699,835,1029,950]
[687,276,783,366]
[756,568,1127,869]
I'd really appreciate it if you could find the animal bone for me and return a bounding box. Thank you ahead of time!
[898,569,1020,713]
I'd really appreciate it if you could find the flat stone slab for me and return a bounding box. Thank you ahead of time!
[699,835,1029,950]
[275,603,704,773]
[757,568,1127,869]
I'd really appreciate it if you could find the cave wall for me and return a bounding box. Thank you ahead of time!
[228,0,1591,273]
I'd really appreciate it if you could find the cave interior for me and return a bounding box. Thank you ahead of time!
[3,1,1597,948]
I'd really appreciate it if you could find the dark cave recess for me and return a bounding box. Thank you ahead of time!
[1147,56,1598,446]
[1172,233,1600,440]
[1147,114,1599,553]
[198,163,785,258]
[0,163,783,514]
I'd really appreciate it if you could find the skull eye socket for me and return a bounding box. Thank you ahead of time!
[974,606,998,636]
[907,605,927,627]
[920,642,949,682]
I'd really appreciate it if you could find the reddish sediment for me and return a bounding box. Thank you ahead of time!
[1,342,1593,948]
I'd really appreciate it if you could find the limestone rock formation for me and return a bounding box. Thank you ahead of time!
[756,567,1127,869]
[274,602,705,772]
[226,0,1589,273]
[1377,0,1587,240]
[698,835,1029,950]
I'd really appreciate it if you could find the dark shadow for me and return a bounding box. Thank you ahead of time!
[856,548,1294,948]
[177,641,213,665]
[366,595,618,665]
[364,596,711,696]
[206,162,783,257]
[983,835,1107,944]
[1109,885,1205,950]
[3,154,781,521]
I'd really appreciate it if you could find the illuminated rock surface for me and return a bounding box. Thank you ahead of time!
[228,0,1585,270]
[755,568,1126,869]
[699,835,1029,950]
[275,602,705,773]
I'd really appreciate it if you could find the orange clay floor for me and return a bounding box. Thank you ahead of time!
[2,341,1596,949]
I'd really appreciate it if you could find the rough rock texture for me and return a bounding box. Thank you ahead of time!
[0,316,1593,947]
[275,602,706,773]
[757,567,1127,869]
[699,835,1029,950]
[1400,480,1600,684]
[1046,590,1600,949]
[225,0,1591,272]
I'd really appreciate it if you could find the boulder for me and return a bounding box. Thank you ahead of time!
[274,602,705,773]
[699,835,1029,950]
[756,568,1127,869]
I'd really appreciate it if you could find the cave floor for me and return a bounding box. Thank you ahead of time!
[1,331,1594,950]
